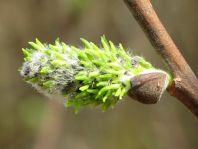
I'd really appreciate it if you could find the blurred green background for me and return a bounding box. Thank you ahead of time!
[0,0,198,149]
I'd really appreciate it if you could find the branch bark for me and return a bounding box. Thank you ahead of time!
[124,0,198,118]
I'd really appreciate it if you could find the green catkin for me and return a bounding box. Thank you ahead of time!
[20,36,170,112]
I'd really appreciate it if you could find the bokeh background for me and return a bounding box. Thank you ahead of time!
[0,0,198,149]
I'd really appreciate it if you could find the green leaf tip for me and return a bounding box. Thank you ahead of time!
[20,36,171,112]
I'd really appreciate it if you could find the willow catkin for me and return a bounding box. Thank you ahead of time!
[20,36,171,112]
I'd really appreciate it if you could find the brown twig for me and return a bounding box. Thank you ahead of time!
[124,0,198,118]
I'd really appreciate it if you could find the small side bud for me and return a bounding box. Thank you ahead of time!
[128,71,170,104]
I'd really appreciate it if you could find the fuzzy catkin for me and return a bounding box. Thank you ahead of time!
[20,36,170,111]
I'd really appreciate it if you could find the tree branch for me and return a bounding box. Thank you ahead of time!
[124,0,198,118]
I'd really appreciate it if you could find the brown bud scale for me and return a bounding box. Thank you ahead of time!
[128,71,169,104]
